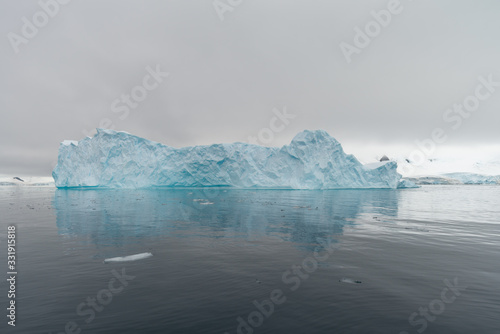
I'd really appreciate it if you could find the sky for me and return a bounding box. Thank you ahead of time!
[1,0,500,176]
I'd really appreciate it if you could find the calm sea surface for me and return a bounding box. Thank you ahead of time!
[0,186,499,334]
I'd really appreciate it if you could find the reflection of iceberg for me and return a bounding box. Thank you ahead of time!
[54,188,399,251]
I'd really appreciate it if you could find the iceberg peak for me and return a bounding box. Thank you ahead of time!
[290,129,339,145]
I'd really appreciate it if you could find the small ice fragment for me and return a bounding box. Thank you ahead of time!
[103,252,153,263]
[339,278,362,284]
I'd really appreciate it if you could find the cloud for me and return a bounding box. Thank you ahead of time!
[1,0,500,175]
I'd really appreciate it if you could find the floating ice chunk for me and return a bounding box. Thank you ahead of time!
[103,252,153,263]
[339,278,362,284]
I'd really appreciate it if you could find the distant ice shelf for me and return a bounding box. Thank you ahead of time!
[52,129,417,189]
[407,173,500,185]
[0,176,55,187]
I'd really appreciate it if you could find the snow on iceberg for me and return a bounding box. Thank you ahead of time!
[52,129,416,189]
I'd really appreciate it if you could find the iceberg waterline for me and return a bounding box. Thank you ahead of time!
[52,129,416,189]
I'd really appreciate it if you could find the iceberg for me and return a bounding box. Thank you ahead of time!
[52,129,416,189]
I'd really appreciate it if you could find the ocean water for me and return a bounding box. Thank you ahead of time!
[0,185,499,334]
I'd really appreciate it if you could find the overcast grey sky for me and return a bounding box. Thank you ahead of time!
[1,0,500,176]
